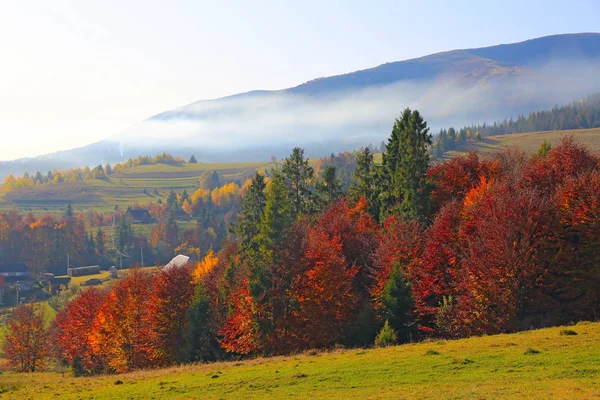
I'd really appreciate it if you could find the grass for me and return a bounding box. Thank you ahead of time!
[1,322,599,399]
[448,127,600,157]
[55,271,111,286]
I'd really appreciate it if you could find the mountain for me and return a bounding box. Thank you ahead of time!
[2,33,600,179]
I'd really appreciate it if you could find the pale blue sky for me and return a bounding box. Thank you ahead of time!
[0,0,598,160]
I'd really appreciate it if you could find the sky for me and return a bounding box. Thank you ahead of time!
[0,0,598,160]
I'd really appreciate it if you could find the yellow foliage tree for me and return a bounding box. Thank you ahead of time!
[192,250,218,283]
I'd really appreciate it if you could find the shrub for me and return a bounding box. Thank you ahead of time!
[375,320,397,348]
[560,329,578,336]
[71,355,85,377]
[524,348,541,355]
[425,349,440,355]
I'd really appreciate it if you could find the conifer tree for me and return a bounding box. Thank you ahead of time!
[282,147,314,218]
[316,165,342,206]
[381,108,432,219]
[238,172,267,254]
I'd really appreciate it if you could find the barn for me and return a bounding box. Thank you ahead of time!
[67,265,101,277]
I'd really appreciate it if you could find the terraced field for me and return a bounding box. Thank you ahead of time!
[0,161,273,215]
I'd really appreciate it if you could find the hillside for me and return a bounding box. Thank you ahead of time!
[450,127,600,156]
[0,161,272,215]
[1,33,599,178]
[2,127,600,215]
[2,322,599,399]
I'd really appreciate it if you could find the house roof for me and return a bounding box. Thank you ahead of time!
[128,209,151,218]
[162,255,190,272]
[68,265,100,271]
[0,263,31,274]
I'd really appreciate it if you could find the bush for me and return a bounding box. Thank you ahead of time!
[375,320,397,348]
[524,348,541,355]
[71,355,85,377]
[560,329,578,336]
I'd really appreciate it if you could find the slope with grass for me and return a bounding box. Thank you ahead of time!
[448,127,600,157]
[0,161,273,215]
[1,322,599,399]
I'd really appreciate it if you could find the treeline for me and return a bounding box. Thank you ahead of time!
[2,152,185,192]
[432,92,600,155]
[4,108,600,375]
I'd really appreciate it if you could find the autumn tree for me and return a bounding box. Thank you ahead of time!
[287,229,358,349]
[146,263,196,365]
[2,304,50,372]
[89,269,154,373]
[54,288,107,374]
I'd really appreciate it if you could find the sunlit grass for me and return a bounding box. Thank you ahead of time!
[1,322,599,399]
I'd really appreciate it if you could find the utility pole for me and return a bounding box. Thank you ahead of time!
[14,281,20,309]
[140,245,144,267]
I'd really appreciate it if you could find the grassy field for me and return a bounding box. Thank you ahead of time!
[449,127,600,157]
[0,322,599,399]
[0,161,274,215]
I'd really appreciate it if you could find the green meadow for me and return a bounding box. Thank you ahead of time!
[1,322,599,399]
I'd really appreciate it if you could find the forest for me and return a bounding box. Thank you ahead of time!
[2,108,600,375]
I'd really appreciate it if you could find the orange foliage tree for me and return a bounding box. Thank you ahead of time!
[54,287,107,374]
[89,269,154,373]
[2,304,50,372]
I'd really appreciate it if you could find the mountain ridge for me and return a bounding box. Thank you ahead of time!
[2,32,600,179]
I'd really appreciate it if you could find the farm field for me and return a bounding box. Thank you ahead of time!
[1,322,599,399]
[0,160,274,215]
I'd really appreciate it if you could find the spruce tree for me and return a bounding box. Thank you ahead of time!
[282,147,314,218]
[381,108,432,219]
[238,172,267,254]
[349,147,381,219]
[538,140,552,157]
[316,165,342,206]
[381,264,415,342]
[258,170,293,252]
[182,283,222,362]
[65,203,74,218]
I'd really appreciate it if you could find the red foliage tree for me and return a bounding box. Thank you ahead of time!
[428,152,499,212]
[54,287,107,374]
[372,216,424,317]
[454,182,558,336]
[218,279,260,355]
[89,269,155,373]
[523,136,599,192]
[408,201,462,334]
[146,263,196,365]
[549,170,600,322]
[288,229,358,349]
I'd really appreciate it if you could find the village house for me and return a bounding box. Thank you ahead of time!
[127,208,153,224]
[49,276,71,294]
[67,265,101,277]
